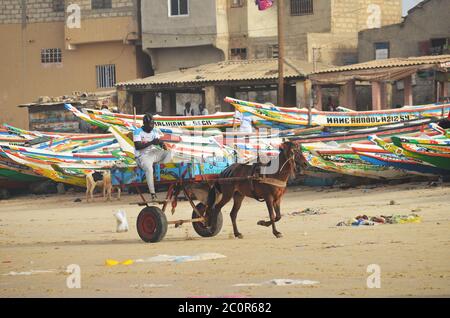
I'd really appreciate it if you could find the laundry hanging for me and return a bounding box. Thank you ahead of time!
[255,0,274,11]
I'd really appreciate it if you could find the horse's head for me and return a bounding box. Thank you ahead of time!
[279,141,304,175]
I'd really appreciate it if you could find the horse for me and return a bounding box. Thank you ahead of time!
[206,141,302,239]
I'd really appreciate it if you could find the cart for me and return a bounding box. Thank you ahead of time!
[127,162,229,243]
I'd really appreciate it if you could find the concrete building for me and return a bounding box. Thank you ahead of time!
[359,0,450,62]
[357,0,450,107]
[141,0,402,75]
[0,0,146,129]
[309,55,450,111]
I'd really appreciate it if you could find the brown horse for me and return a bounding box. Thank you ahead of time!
[206,141,301,238]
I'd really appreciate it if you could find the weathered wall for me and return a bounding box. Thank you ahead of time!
[0,0,141,128]
[359,0,450,61]
[149,45,225,74]
[141,0,217,48]
[0,22,139,128]
[331,0,402,34]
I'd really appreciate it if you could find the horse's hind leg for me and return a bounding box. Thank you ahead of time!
[208,187,233,228]
[230,192,245,239]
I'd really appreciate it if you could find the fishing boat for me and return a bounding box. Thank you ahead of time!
[301,145,411,180]
[66,104,237,132]
[351,143,450,176]
[369,135,450,171]
[225,97,450,130]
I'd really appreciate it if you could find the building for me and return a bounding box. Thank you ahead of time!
[0,0,146,129]
[309,55,450,111]
[358,0,450,107]
[116,58,327,115]
[142,0,403,73]
[359,0,450,62]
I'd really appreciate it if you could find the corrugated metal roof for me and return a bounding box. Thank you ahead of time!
[117,58,330,88]
[18,100,87,108]
[311,55,450,75]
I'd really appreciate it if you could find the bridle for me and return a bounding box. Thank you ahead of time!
[279,152,295,173]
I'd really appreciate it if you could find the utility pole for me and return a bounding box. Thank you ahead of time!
[277,0,285,106]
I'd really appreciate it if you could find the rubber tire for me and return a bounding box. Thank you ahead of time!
[192,203,223,238]
[136,206,168,243]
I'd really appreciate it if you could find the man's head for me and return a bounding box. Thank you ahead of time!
[142,113,155,133]
[185,102,191,109]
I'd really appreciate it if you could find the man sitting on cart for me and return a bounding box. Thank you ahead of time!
[134,113,173,201]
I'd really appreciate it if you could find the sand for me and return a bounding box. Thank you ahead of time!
[0,182,449,297]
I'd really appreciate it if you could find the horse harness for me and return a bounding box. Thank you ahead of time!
[249,154,294,202]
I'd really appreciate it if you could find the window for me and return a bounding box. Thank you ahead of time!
[291,0,313,16]
[96,64,116,88]
[52,0,65,12]
[231,0,244,8]
[374,42,389,60]
[267,44,279,58]
[230,48,247,60]
[169,0,189,16]
[92,0,112,10]
[430,38,448,55]
[41,48,62,64]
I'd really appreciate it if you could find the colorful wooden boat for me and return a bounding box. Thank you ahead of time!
[351,143,450,176]
[369,135,450,171]
[390,136,450,170]
[66,104,237,131]
[225,97,450,130]
[301,145,411,179]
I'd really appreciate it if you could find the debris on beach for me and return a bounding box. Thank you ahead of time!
[336,213,422,226]
[2,270,56,276]
[114,210,128,233]
[130,283,172,288]
[105,259,134,266]
[234,279,319,287]
[135,253,226,263]
[289,208,325,216]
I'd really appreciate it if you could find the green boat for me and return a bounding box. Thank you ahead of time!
[370,135,450,171]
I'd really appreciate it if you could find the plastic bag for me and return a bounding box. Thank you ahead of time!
[114,210,129,233]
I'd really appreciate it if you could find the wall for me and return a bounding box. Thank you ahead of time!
[359,0,450,61]
[150,45,225,74]
[0,22,139,128]
[331,0,402,34]
[141,0,217,49]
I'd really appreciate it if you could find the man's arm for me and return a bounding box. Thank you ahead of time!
[134,138,164,150]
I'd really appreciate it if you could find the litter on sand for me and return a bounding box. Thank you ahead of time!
[336,213,422,226]
[289,208,326,216]
[234,279,319,287]
[114,210,129,233]
[135,253,226,263]
[105,259,134,266]
[2,270,56,276]
[130,283,172,288]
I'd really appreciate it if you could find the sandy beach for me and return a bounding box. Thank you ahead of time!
[1,182,449,298]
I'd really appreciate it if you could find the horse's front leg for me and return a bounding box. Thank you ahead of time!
[273,199,282,222]
[258,197,282,238]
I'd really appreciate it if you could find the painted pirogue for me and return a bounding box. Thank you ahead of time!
[1,103,449,191]
[225,97,450,130]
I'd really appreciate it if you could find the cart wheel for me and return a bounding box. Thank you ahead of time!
[192,203,223,237]
[136,206,168,243]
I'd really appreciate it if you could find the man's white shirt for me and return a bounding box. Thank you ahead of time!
[133,127,163,158]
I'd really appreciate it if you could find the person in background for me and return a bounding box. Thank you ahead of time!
[327,97,337,112]
[199,103,209,115]
[234,109,257,133]
[183,102,195,116]
[133,113,172,201]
